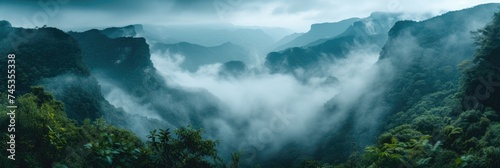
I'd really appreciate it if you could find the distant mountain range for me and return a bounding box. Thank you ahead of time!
[273,17,362,51]
[257,4,500,167]
[271,32,304,51]
[151,41,251,72]
[265,12,401,80]
[139,24,288,53]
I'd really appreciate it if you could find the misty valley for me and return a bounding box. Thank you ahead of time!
[1,2,500,168]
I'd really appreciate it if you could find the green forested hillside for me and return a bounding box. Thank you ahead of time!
[462,12,500,112]
[352,9,500,168]
[0,23,89,94]
[273,17,362,51]
[0,23,108,122]
[305,6,500,168]
[0,87,227,168]
[0,22,233,168]
[259,4,500,168]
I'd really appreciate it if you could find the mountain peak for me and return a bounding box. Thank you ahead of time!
[368,12,401,18]
[0,20,12,28]
[100,24,142,38]
[274,17,361,51]
[309,17,361,33]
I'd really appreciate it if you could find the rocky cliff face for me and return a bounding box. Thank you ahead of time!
[70,29,153,91]
[70,29,224,136]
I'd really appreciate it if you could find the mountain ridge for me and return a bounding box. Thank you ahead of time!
[151,41,252,72]
[274,17,362,51]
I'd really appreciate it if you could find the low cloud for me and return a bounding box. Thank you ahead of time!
[142,43,383,162]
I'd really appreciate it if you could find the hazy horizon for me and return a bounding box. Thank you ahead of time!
[0,0,497,32]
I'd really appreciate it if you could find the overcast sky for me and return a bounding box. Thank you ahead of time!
[0,0,498,32]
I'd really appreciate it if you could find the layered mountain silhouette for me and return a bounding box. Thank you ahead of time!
[151,41,251,72]
[271,32,304,51]
[266,12,401,80]
[273,17,361,51]
[258,4,500,167]
[69,29,224,137]
[140,24,279,53]
[308,3,500,165]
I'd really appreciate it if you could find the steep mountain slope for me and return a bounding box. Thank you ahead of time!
[0,21,227,167]
[0,21,105,121]
[462,12,500,112]
[378,3,500,119]
[69,30,224,135]
[0,21,112,122]
[151,42,251,72]
[274,17,361,51]
[69,29,152,89]
[259,4,500,167]
[313,3,500,165]
[0,21,89,93]
[328,6,500,168]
